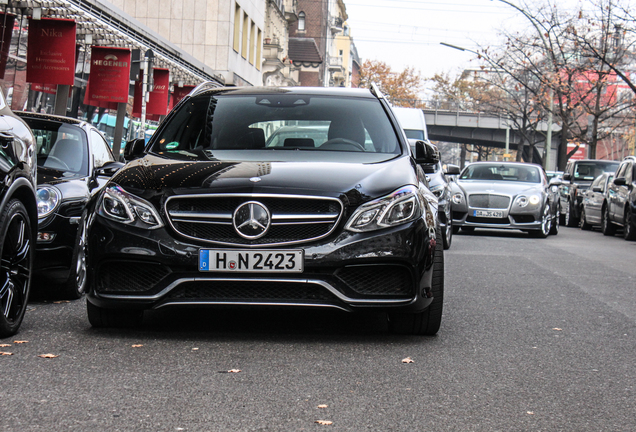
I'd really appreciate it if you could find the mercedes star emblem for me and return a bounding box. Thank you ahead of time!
[233,201,271,239]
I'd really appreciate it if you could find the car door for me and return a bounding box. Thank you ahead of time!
[617,162,633,224]
[585,175,604,224]
[608,162,626,220]
[88,128,117,193]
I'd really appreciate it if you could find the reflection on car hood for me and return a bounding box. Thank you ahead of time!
[112,153,419,205]
[457,180,543,196]
[37,167,89,201]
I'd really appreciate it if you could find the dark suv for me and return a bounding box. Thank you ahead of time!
[603,156,636,240]
[85,85,444,335]
[559,159,619,226]
[0,92,37,338]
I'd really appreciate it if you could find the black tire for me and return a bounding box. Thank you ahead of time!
[0,200,34,338]
[565,200,579,227]
[442,219,452,250]
[580,208,592,231]
[58,215,88,300]
[87,301,143,328]
[624,206,636,241]
[549,204,560,235]
[388,229,444,336]
[601,205,616,236]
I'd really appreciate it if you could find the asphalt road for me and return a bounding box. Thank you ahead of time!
[2,226,635,431]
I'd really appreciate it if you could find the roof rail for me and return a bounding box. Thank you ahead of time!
[191,81,224,95]
[369,83,386,100]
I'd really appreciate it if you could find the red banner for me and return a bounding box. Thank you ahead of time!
[26,18,76,85]
[133,68,170,117]
[172,85,195,107]
[83,46,131,108]
[31,83,58,95]
[0,13,15,79]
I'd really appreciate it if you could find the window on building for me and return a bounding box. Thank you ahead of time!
[233,4,241,53]
[339,50,343,56]
[256,29,262,70]
[242,12,249,59]
[298,12,305,31]
[249,20,256,65]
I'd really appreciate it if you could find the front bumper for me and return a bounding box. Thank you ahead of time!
[34,213,81,282]
[86,216,437,314]
[452,203,544,231]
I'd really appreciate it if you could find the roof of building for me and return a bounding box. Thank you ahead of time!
[288,38,323,63]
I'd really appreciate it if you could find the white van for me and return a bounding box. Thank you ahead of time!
[392,106,430,143]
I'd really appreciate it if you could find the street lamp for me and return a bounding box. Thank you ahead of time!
[492,0,554,170]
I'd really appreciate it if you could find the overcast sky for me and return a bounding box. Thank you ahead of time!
[344,0,545,91]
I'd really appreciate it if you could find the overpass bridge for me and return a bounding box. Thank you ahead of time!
[421,108,562,168]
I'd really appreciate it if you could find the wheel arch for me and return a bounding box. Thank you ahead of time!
[1,177,37,229]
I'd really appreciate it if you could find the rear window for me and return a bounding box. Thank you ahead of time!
[573,161,619,181]
[150,93,401,159]
[27,119,89,176]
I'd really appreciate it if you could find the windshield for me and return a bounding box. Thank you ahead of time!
[460,164,542,183]
[28,119,89,176]
[150,93,401,160]
[573,161,619,181]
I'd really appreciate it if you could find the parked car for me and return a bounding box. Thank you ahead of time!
[392,106,459,250]
[559,159,619,227]
[15,112,124,299]
[0,95,37,338]
[451,161,559,237]
[603,156,636,240]
[86,85,445,335]
[579,172,614,230]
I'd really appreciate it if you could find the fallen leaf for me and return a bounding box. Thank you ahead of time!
[315,420,333,425]
[38,354,59,358]
[131,344,143,348]
[552,328,562,331]
[402,357,414,363]
[318,404,328,409]
[527,411,534,415]
[192,348,199,351]
[1,352,13,356]
[0,344,11,347]
[14,340,28,344]
[227,369,241,373]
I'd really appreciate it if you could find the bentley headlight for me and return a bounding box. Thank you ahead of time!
[346,185,422,232]
[452,192,463,204]
[98,184,163,229]
[529,194,541,205]
[37,185,60,218]
[515,194,541,208]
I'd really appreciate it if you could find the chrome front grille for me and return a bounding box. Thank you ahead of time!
[468,194,510,209]
[165,194,343,246]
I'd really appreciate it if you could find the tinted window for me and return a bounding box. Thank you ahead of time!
[404,129,424,140]
[89,129,115,168]
[460,164,541,183]
[151,94,400,158]
[29,120,89,175]
[573,161,619,180]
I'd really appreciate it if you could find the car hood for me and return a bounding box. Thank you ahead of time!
[37,167,89,200]
[112,153,420,206]
[457,180,543,196]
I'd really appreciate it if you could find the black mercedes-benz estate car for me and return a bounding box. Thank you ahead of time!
[0,94,37,338]
[85,85,444,335]
[16,112,123,299]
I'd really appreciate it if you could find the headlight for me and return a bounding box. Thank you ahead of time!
[429,183,444,198]
[37,185,60,218]
[515,194,541,208]
[98,184,163,229]
[346,185,422,232]
[452,192,463,204]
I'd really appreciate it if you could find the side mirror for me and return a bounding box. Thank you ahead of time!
[412,140,439,165]
[591,185,602,192]
[613,177,627,186]
[562,172,572,181]
[548,177,562,187]
[124,138,146,160]
[96,160,124,177]
[444,164,461,175]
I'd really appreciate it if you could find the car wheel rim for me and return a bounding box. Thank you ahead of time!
[565,203,570,225]
[626,208,633,238]
[75,220,87,294]
[542,205,551,235]
[0,213,31,323]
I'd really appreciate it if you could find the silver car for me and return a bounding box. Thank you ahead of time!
[451,162,559,238]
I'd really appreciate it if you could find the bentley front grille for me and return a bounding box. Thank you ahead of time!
[468,194,511,209]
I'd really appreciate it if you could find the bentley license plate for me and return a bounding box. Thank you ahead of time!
[473,210,504,218]
[199,249,304,273]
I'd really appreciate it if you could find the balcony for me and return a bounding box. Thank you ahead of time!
[327,55,344,72]
[284,0,298,23]
[330,16,344,33]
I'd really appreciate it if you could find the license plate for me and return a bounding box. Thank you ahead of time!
[199,249,304,273]
[473,210,504,218]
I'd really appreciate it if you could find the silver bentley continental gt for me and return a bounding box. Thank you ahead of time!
[450,162,559,238]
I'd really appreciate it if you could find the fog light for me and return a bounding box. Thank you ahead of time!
[37,232,57,243]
